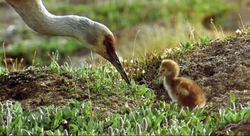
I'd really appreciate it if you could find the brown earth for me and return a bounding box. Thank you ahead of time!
[0,69,139,119]
[123,33,250,135]
[212,117,250,136]
[129,34,250,112]
[1,33,250,135]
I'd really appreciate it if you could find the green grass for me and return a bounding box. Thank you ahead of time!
[1,36,85,66]
[0,93,249,135]
[46,0,237,31]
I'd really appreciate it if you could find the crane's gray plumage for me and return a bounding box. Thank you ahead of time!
[6,0,112,50]
[6,0,131,84]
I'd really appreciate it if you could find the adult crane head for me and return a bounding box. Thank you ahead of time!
[75,19,131,84]
[5,0,131,85]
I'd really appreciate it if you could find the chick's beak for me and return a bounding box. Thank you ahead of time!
[107,51,131,85]
[157,72,162,79]
[157,68,163,78]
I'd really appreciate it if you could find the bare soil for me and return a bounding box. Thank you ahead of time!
[0,69,138,119]
[1,34,250,134]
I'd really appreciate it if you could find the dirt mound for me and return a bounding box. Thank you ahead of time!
[178,37,250,109]
[0,69,87,110]
[130,36,250,110]
[123,35,250,135]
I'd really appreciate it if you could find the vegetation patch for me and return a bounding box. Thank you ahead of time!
[47,0,236,31]
[1,37,85,66]
[0,93,249,135]
[0,54,155,119]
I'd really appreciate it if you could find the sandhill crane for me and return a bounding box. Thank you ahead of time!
[6,0,130,84]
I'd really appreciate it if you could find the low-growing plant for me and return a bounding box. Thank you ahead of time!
[199,35,211,46]
[0,67,7,75]
[0,93,249,135]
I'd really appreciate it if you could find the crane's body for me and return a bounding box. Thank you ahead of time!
[6,0,130,84]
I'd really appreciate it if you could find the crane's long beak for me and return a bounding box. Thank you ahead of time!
[107,51,131,85]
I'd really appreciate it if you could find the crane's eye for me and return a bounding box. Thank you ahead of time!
[104,41,108,46]
[103,36,114,47]
[104,41,111,46]
[103,35,116,52]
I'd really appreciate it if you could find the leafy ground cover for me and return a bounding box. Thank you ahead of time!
[0,95,249,135]
[1,28,250,135]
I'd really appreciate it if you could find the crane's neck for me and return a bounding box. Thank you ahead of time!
[6,0,84,38]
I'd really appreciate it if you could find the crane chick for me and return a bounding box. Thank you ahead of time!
[158,59,206,110]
